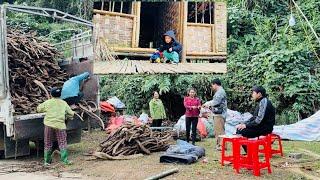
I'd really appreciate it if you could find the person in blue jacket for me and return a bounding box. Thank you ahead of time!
[61,72,90,105]
[156,30,182,64]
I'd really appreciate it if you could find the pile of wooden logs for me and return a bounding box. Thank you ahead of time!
[7,29,104,128]
[93,123,173,160]
[7,29,67,115]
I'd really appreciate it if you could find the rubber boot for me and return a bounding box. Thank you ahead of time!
[44,150,52,166]
[60,149,72,165]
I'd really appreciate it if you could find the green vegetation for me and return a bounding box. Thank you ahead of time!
[226,0,320,124]
[100,74,222,120]
[5,0,320,124]
[6,0,92,56]
[101,0,320,125]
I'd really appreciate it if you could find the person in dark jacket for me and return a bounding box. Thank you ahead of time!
[236,86,275,138]
[156,30,182,64]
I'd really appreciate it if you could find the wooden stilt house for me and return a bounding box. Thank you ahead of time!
[93,1,227,63]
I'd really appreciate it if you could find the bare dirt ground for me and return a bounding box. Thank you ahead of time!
[1,130,320,180]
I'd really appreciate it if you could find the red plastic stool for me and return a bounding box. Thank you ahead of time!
[259,133,284,157]
[268,133,283,157]
[220,135,246,166]
[234,138,272,176]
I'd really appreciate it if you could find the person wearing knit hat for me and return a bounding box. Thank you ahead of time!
[37,87,75,166]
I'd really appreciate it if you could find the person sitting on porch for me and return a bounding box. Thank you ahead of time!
[155,30,182,65]
[61,72,90,107]
[236,86,276,138]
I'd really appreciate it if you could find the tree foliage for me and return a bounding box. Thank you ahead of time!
[7,0,320,124]
[226,0,320,123]
[100,75,221,120]
[100,0,320,125]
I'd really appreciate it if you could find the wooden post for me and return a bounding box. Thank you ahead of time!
[181,1,188,63]
[201,2,205,23]
[112,2,115,12]
[146,169,179,180]
[195,2,197,23]
[214,2,227,53]
[120,1,123,13]
[209,2,212,24]
[212,26,215,52]
[132,16,137,48]
[134,2,141,48]
[130,2,134,14]
[101,0,104,10]
[109,2,112,11]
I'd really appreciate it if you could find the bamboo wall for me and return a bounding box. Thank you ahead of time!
[93,13,134,47]
[186,24,213,52]
[214,2,227,52]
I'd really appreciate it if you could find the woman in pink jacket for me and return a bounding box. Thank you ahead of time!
[183,88,201,145]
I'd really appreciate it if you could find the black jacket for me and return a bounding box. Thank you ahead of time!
[158,30,182,53]
[245,97,275,131]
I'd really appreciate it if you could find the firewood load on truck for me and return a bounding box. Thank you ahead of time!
[0,5,99,158]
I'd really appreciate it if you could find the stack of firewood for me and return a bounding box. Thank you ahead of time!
[7,29,104,128]
[92,123,173,160]
[7,29,67,115]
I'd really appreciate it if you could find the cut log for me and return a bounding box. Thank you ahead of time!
[145,168,179,180]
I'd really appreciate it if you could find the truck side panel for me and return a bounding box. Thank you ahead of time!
[0,5,14,137]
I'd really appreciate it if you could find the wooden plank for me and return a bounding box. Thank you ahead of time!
[122,60,131,74]
[156,63,177,74]
[107,61,121,74]
[93,61,227,74]
[101,1,104,10]
[120,2,123,13]
[142,61,157,74]
[113,52,151,57]
[151,63,168,74]
[187,56,226,60]
[209,2,212,24]
[112,2,115,12]
[183,63,208,73]
[132,16,137,48]
[187,52,227,56]
[195,2,197,23]
[134,2,141,48]
[187,23,214,27]
[181,1,188,63]
[165,63,188,74]
[128,60,134,74]
[199,64,216,73]
[115,60,126,74]
[211,26,215,52]
[93,9,135,18]
[136,60,146,73]
[132,60,141,73]
[112,47,156,53]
